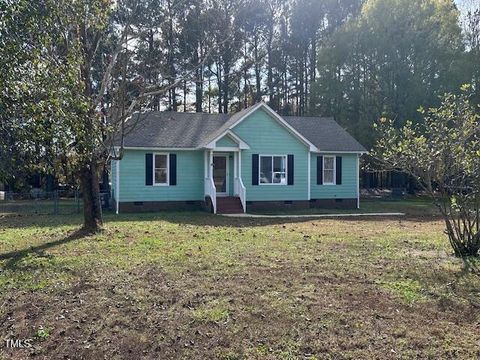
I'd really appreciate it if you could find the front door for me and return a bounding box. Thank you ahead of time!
[213,155,228,196]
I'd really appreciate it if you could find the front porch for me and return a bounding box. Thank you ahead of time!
[204,150,246,214]
[203,132,248,214]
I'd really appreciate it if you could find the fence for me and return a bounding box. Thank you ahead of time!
[0,190,112,216]
[0,190,82,215]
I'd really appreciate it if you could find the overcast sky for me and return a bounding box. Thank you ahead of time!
[455,0,477,14]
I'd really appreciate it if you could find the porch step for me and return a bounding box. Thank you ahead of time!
[217,197,243,214]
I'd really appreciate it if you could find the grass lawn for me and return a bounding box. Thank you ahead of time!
[250,197,440,216]
[0,200,479,359]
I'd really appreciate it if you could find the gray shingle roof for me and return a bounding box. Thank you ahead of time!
[117,112,230,148]
[117,108,366,153]
[283,116,367,152]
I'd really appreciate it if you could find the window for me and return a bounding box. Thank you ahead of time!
[154,154,169,185]
[260,155,287,185]
[323,156,335,185]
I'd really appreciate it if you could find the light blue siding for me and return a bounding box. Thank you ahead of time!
[231,108,309,201]
[119,150,204,202]
[310,154,358,199]
[216,135,238,148]
[116,108,360,206]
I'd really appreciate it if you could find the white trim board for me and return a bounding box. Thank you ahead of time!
[153,153,170,186]
[115,159,120,215]
[258,154,288,186]
[204,130,250,150]
[116,146,197,151]
[312,150,368,154]
[322,155,336,185]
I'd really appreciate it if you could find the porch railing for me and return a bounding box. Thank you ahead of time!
[204,177,217,214]
[235,177,247,213]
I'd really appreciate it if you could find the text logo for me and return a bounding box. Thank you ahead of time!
[4,339,33,348]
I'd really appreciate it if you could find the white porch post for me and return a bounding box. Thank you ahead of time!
[204,150,208,178]
[234,152,238,179]
[115,159,120,215]
[209,150,214,178]
[307,152,311,200]
[233,152,238,195]
[238,150,242,179]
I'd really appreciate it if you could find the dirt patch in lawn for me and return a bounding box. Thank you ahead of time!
[1,213,479,359]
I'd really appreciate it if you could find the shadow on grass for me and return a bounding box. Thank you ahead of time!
[0,208,439,231]
[0,213,84,229]
[108,211,427,228]
[0,229,87,268]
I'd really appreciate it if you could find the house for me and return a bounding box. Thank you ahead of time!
[111,103,366,214]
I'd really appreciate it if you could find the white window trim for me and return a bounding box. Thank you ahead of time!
[153,153,170,186]
[259,154,288,186]
[323,155,336,186]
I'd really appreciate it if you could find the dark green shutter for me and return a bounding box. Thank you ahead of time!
[169,154,177,185]
[336,156,342,185]
[252,154,259,185]
[317,156,323,185]
[287,155,294,185]
[145,153,153,186]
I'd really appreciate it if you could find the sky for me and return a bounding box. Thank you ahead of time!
[455,0,478,14]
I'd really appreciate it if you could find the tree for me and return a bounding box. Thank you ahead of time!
[0,0,84,192]
[463,6,480,104]
[374,88,480,257]
[0,0,214,232]
[312,0,465,148]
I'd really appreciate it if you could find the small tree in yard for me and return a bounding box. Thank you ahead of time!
[0,0,222,232]
[1,0,136,232]
[374,88,480,258]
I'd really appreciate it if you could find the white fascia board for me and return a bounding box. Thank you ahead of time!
[118,146,198,151]
[311,150,368,155]
[204,129,250,150]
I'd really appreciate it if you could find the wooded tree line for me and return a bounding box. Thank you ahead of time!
[124,0,479,148]
[126,0,363,115]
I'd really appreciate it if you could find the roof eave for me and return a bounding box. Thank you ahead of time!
[202,129,251,150]
[311,150,368,154]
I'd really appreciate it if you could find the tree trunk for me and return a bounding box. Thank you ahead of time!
[79,160,103,233]
[167,0,176,111]
[299,56,305,116]
[266,19,274,107]
[223,60,230,113]
[254,34,261,103]
[195,46,203,113]
[183,79,187,112]
[217,63,223,113]
[208,73,211,113]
